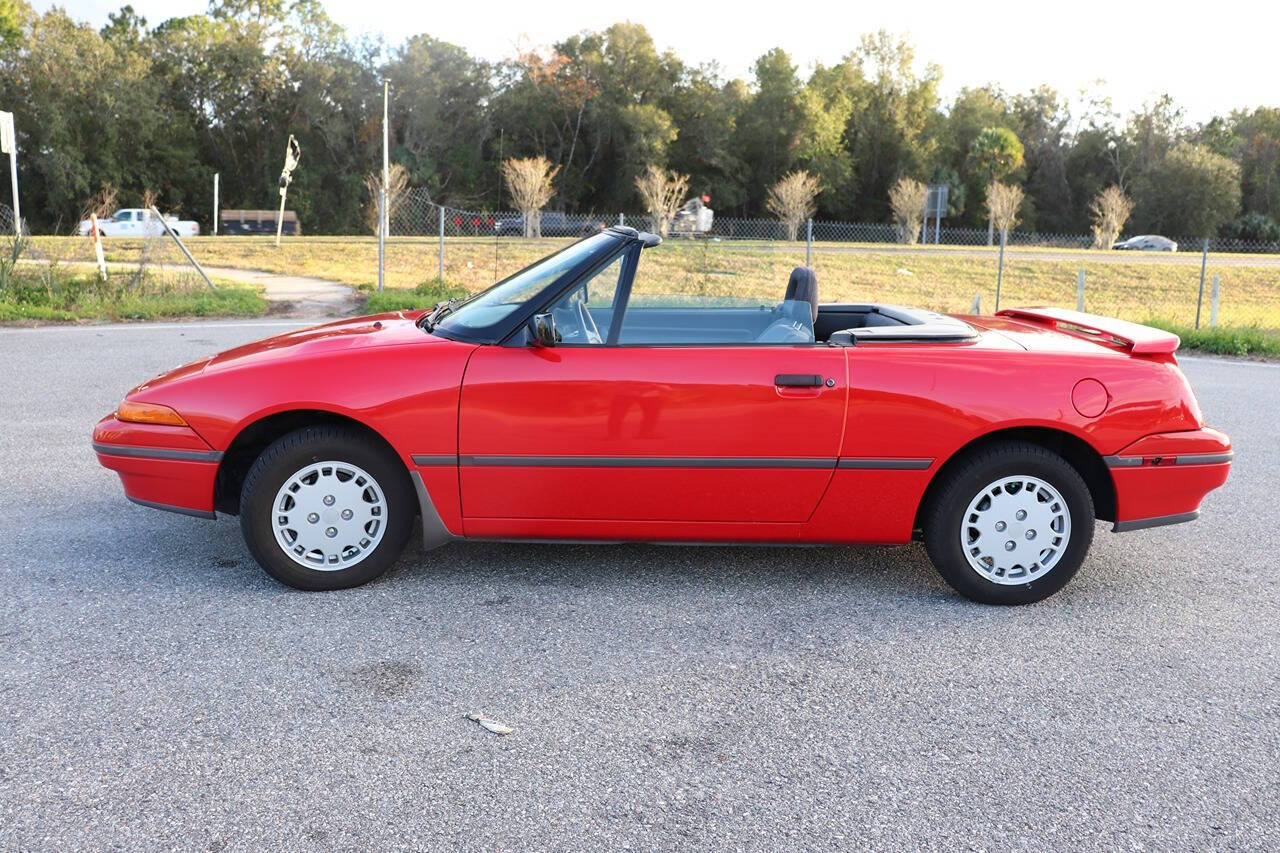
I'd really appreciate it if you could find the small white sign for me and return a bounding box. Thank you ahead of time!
[0,111,14,155]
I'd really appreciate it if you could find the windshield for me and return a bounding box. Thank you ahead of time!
[434,233,615,336]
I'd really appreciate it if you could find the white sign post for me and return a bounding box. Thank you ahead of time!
[275,135,300,248]
[89,214,107,280]
[213,172,220,236]
[0,110,19,236]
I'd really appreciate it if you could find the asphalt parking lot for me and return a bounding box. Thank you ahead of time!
[1,320,1276,850]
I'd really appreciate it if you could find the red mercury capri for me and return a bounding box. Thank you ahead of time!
[92,227,1232,604]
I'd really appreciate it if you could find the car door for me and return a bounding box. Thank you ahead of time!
[456,247,847,524]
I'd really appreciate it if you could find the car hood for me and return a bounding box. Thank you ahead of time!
[202,311,437,374]
[127,311,436,396]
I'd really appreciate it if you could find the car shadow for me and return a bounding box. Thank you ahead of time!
[388,526,955,604]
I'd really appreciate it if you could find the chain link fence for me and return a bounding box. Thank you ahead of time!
[383,190,1279,335]
[392,190,1280,253]
[7,192,1277,336]
[0,202,21,236]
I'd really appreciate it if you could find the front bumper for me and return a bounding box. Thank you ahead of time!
[1106,428,1232,532]
[92,415,221,518]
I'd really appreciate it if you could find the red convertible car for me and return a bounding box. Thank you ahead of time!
[92,227,1232,604]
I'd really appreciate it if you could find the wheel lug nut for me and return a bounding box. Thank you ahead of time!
[995,521,1006,532]
[307,513,319,524]
[1004,540,1016,551]
[323,495,335,506]
[1025,530,1036,540]
[341,509,353,521]
[325,527,337,538]
[1015,510,1027,521]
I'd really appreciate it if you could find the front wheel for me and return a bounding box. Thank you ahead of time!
[923,442,1095,605]
[239,426,415,590]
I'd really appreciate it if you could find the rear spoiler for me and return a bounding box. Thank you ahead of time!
[996,307,1180,355]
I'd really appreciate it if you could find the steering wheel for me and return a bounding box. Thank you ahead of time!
[576,299,602,344]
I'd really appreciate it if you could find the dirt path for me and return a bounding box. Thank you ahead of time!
[196,265,357,318]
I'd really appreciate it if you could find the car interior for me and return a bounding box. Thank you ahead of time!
[554,265,977,346]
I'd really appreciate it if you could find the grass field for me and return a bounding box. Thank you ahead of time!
[0,260,266,323]
[27,234,1280,333]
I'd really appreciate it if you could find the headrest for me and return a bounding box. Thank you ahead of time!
[785,267,819,323]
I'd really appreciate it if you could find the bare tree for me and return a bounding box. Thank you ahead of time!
[888,177,928,245]
[133,189,161,288]
[766,171,821,241]
[985,181,1024,243]
[363,163,411,236]
[1089,185,1133,249]
[634,165,689,237]
[78,184,119,231]
[501,156,560,237]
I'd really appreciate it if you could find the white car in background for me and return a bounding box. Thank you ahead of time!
[1113,234,1177,252]
[78,208,200,238]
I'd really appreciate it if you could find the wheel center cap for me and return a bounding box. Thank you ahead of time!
[323,508,341,524]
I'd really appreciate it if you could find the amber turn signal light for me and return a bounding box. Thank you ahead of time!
[117,401,188,427]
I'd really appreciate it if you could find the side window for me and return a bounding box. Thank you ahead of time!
[616,248,814,345]
[545,253,625,345]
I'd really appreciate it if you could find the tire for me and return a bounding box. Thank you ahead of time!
[239,425,415,591]
[923,441,1094,605]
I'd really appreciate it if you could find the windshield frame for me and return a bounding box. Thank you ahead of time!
[430,230,629,344]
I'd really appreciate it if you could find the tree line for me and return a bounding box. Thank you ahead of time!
[2,0,1278,241]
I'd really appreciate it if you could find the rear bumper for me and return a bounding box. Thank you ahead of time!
[1106,428,1231,533]
[92,415,221,518]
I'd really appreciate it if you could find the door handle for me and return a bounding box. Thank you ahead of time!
[774,373,824,387]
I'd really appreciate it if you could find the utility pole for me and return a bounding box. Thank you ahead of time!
[378,80,388,292]
[1,111,19,235]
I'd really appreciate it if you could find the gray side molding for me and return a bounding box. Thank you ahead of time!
[410,470,456,550]
[94,442,223,463]
[1112,510,1199,532]
[128,496,217,519]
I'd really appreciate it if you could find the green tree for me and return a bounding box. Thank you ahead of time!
[932,86,1008,224]
[967,127,1024,241]
[383,35,491,203]
[0,0,27,50]
[733,48,803,214]
[664,67,747,212]
[794,63,857,217]
[1133,143,1241,237]
[1009,86,1071,233]
[1230,107,1280,218]
[843,32,940,221]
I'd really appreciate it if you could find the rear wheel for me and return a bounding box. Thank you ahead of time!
[239,426,415,590]
[923,441,1094,604]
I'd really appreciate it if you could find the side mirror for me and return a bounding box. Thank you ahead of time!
[531,312,558,347]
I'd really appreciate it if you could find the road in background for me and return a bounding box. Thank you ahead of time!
[1,322,1275,849]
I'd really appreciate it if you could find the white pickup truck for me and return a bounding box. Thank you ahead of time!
[78,208,200,238]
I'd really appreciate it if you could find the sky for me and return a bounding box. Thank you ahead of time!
[35,0,1280,123]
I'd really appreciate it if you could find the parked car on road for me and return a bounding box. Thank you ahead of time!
[1114,235,1177,252]
[78,208,199,238]
[93,227,1232,604]
[494,211,606,237]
